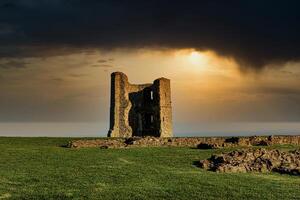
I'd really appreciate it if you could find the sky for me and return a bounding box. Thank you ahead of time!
[0,0,300,136]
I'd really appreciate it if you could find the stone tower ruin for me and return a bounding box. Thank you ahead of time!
[108,72,173,137]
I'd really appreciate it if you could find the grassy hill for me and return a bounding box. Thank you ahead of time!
[0,137,299,200]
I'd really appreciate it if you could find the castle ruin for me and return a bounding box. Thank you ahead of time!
[108,72,173,137]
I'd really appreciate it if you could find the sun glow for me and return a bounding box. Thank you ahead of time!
[189,51,204,65]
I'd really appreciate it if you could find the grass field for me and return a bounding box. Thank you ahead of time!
[0,137,299,200]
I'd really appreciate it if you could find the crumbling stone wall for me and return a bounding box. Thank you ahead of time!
[155,78,172,137]
[108,72,173,137]
[69,135,300,148]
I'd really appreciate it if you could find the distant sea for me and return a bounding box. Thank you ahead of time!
[0,122,299,137]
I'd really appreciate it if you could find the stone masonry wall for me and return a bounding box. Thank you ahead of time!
[108,72,173,137]
[155,78,173,137]
[108,72,132,137]
[69,135,300,148]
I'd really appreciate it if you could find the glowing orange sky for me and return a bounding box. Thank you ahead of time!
[0,48,300,135]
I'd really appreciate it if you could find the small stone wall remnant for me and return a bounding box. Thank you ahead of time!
[69,135,300,149]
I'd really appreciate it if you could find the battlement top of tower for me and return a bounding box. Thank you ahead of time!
[111,72,170,84]
[154,77,170,82]
[111,71,127,77]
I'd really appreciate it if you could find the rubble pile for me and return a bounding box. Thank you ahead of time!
[200,148,300,175]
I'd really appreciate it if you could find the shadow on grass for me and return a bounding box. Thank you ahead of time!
[60,143,70,148]
[192,160,201,168]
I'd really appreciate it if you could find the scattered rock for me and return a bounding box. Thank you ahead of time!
[199,148,300,175]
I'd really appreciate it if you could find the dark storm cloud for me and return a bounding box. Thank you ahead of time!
[0,60,28,69]
[1,0,300,69]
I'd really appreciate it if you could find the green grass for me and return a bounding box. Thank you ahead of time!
[0,137,299,200]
